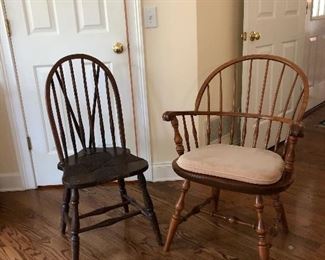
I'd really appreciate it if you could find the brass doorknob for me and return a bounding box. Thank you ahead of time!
[113,42,124,54]
[241,32,247,41]
[249,31,261,41]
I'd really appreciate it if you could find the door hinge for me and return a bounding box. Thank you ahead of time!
[5,18,11,37]
[27,136,32,150]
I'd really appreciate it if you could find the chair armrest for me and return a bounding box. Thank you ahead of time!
[162,111,198,121]
[162,111,200,156]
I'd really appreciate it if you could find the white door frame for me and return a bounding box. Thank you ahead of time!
[0,0,152,190]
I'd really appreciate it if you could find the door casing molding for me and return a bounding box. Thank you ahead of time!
[0,0,152,190]
[0,0,36,190]
[125,0,153,181]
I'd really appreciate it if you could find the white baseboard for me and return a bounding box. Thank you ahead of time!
[0,164,181,191]
[0,172,24,192]
[152,162,183,182]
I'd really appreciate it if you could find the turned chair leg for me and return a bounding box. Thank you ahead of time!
[137,173,162,246]
[272,194,289,233]
[164,179,191,252]
[255,195,269,260]
[61,187,71,235]
[118,178,129,213]
[71,189,80,260]
[211,187,220,213]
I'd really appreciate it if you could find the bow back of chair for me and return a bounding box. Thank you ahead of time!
[46,54,126,162]
[194,54,308,151]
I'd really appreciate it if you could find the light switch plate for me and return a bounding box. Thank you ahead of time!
[144,6,158,28]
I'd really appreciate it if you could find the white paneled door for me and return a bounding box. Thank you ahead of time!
[242,0,306,147]
[304,0,325,108]
[5,0,136,185]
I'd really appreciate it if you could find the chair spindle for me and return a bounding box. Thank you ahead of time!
[218,73,223,144]
[58,65,78,155]
[265,64,286,148]
[230,65,237,144]
[206,84,211,145]
[274,73,299,150]
[182,115,190,152]
[80,58,93,151]
[253,60,269,148]
[91,63,106,149]
[51,80,68,159]
[69,60,86,150]
[105,75,117,148]
[190,115,199,148]
[241,59,253,146]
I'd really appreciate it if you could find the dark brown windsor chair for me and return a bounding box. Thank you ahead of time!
[162,54,309,259]
[45,54,162,260]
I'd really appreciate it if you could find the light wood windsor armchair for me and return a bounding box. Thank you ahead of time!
[162,54,309,259]
[45,54,162,260]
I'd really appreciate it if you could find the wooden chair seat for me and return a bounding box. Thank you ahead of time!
[59,147,148,189]
[172,159,293,195]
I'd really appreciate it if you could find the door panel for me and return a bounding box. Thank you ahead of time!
[5,0,135,185]
[75,0,109,32]
[242,0,305,148]
[23,0,57,34]
[304,0,325,108]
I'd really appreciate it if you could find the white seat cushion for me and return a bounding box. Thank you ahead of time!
[176,144,284,185]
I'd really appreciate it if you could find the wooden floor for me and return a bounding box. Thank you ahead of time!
[0,106,324,260]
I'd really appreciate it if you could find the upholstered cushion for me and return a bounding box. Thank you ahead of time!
[176,144,284,185]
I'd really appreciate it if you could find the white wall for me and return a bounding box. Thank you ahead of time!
[142,0,243,181]
[142,0,199,180]
[0,57,21,191]
[197,0,243,87]
[0,85,19,174]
